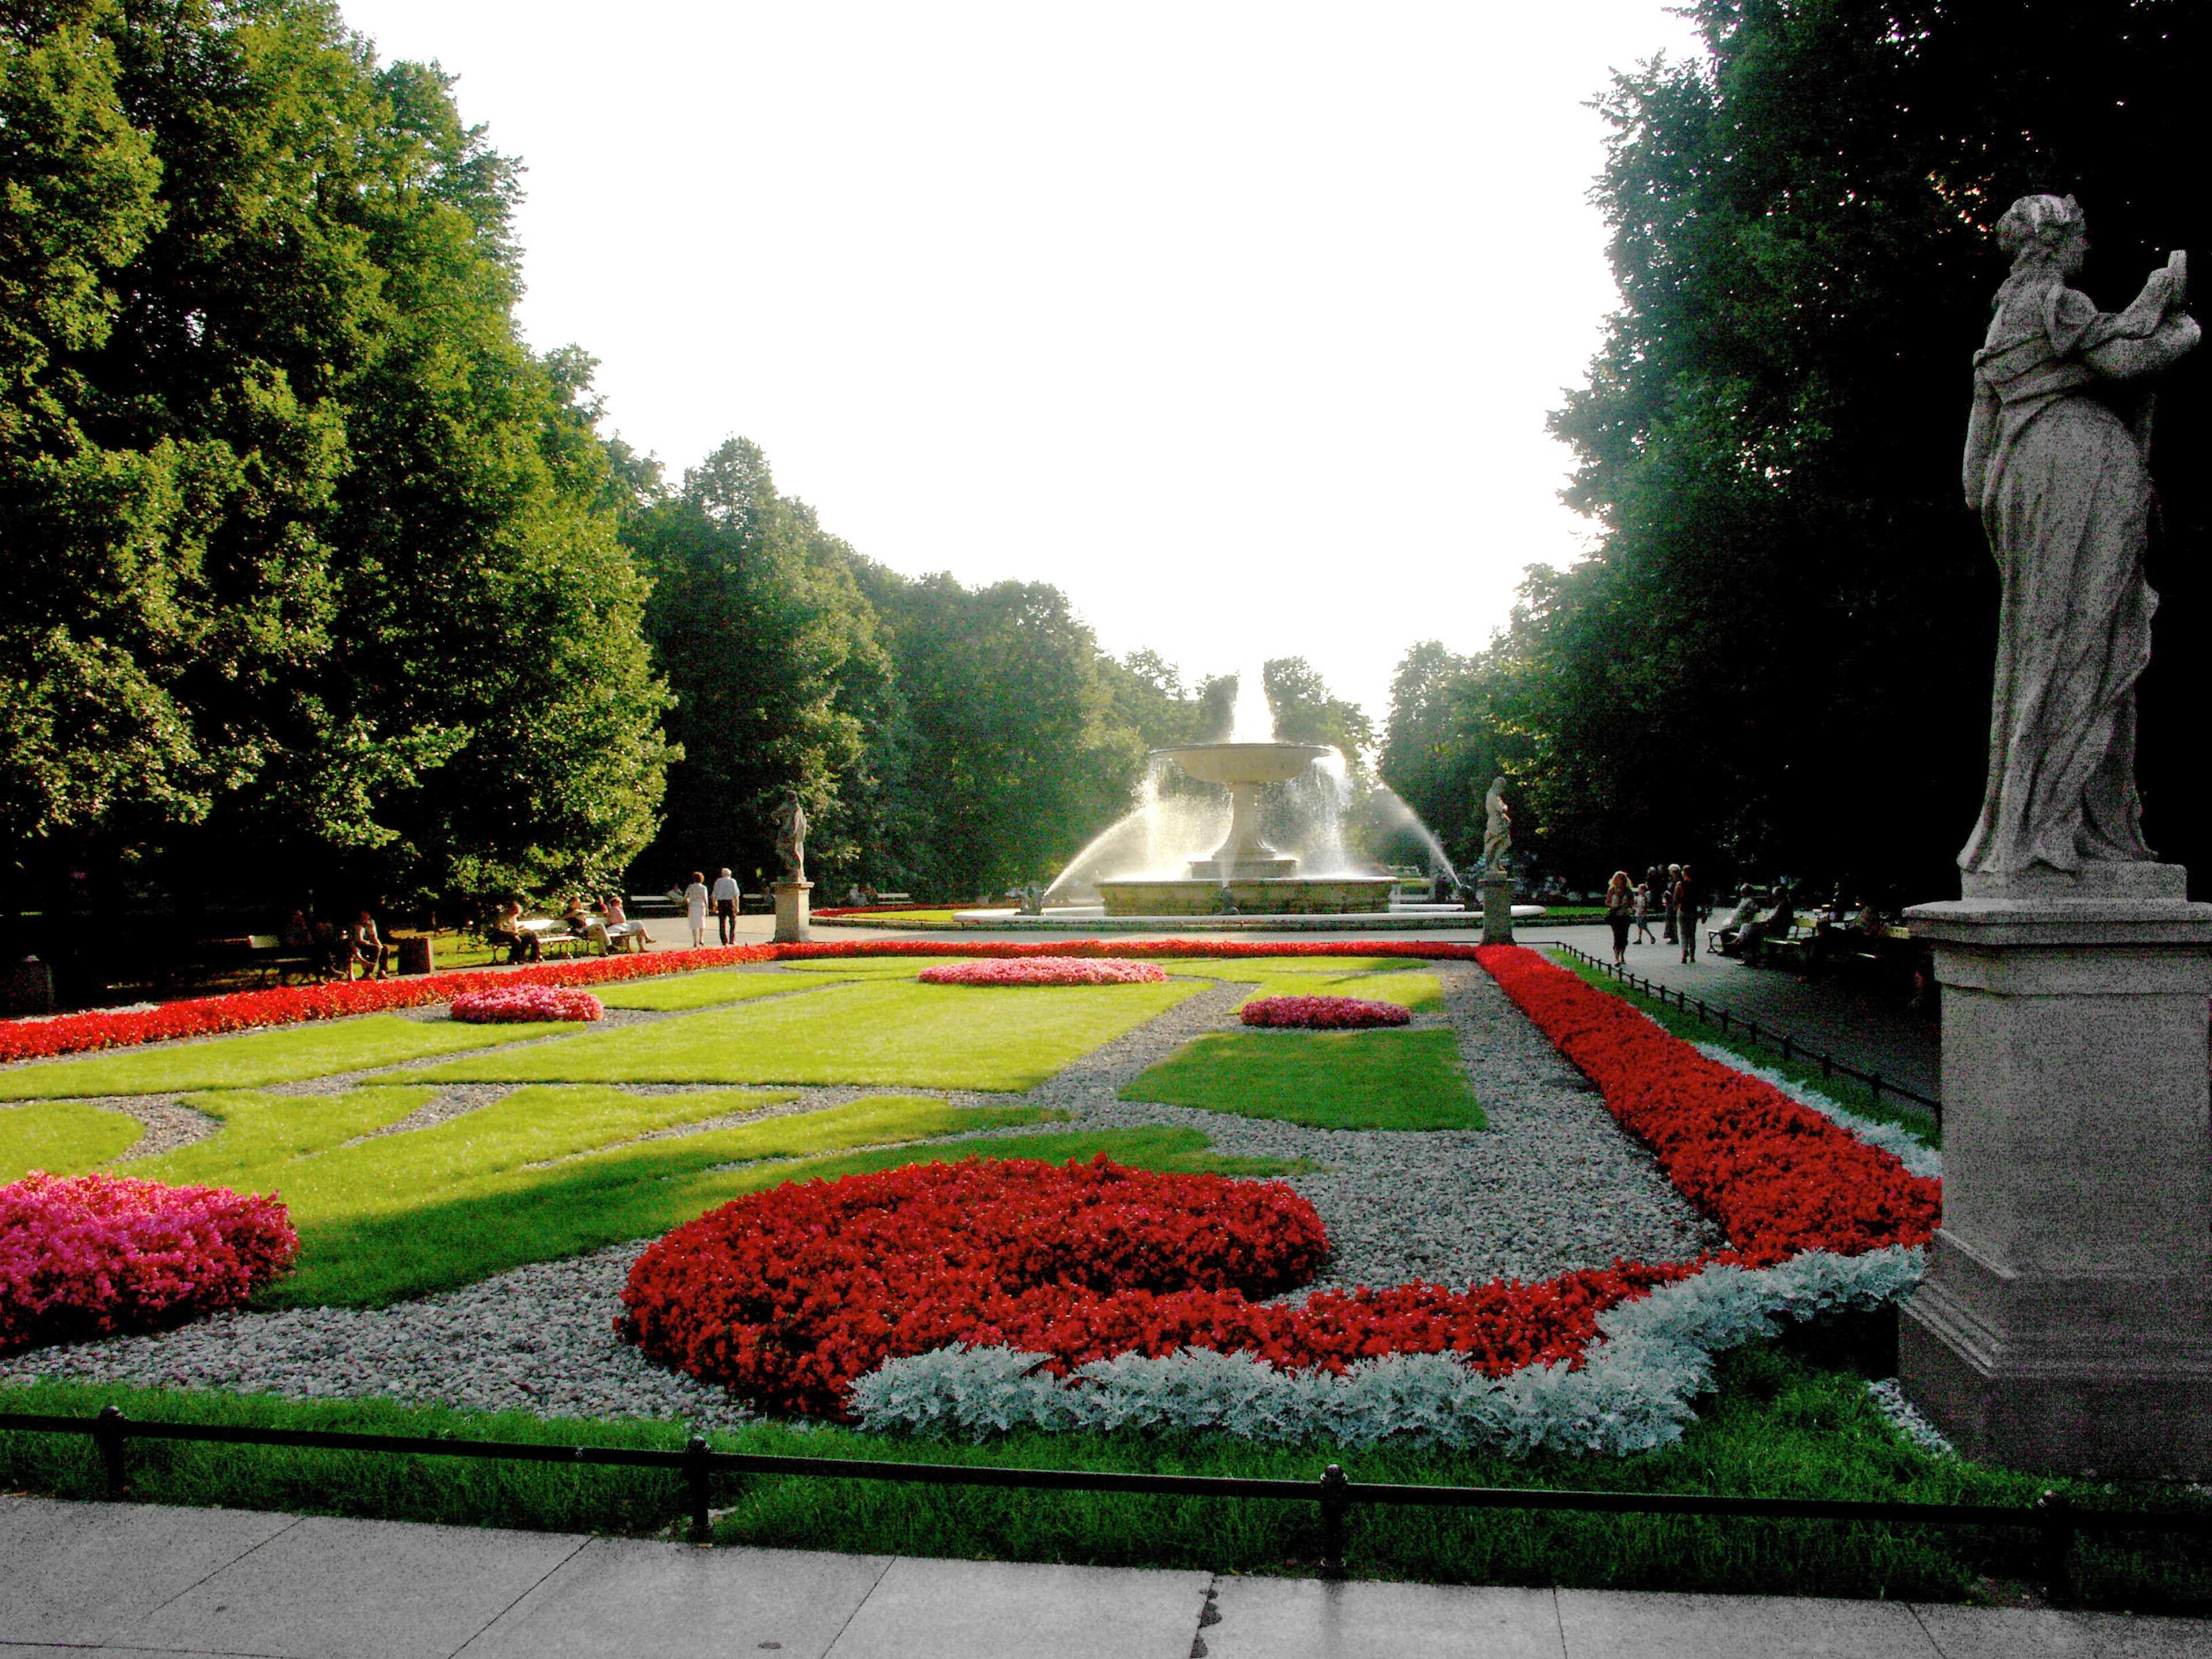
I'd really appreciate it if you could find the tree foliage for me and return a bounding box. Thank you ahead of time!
[1,0,673,928]
[1384,0,2212,900]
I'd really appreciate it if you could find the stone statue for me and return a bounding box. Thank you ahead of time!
[772,791,808,884]
[1480,777,1512,872]
[1959,195,2198,878]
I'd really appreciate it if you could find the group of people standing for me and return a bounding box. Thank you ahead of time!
[1603,864,1704,967]
[679,869,743,948]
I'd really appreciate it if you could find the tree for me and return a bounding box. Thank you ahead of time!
[1518,0,2212,899]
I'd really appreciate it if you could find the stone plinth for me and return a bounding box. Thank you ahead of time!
[772,880,812,945]
[1479,872,1516,945]
[1901,862,2212,1477]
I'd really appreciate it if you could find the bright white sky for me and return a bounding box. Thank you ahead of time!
[339,2,1707,731]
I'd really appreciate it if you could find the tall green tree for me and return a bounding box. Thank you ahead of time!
[1517,0,2212,899]
[1,0,673,938]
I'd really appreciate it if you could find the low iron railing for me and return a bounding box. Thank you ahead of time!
[6,1407,2209,1603]
[1548,943,1942,1123]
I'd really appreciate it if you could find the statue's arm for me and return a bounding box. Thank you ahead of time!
[2082,267,2200,380]
[1963,376,1998,511]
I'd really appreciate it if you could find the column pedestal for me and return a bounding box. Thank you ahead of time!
[772,880,812,945]
[1902,862,2212,1477]
[1479,872,1516,946]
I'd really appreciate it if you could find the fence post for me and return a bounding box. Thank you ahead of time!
[1869,1074,1883,1105]
[1747,1020,1760,1046]
[1319,1464,1350,1580]
[1781,1036,1793,1062]
[685,1436,712,1544]
[1821,1054,1832,1078]
[2035,1490,2075,1605]
[1696,1000,1707,1023]
[93,1405,127,1501]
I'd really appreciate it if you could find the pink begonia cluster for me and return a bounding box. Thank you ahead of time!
[1240,994,1412,1030]
[916,957,1169,987]
[449,985,605,1023]
[1,1172,299,1352]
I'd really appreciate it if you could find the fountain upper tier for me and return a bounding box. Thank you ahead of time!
[1151,741,1332,881]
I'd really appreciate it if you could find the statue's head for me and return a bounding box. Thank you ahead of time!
[1997,194,2087,277]
[1488,775,1508,794]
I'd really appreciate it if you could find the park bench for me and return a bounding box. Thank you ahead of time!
[626,893,685,917]
[243,934,321,985]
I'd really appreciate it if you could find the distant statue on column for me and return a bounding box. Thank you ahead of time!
[1958,194,2196,879]
[1480,777,1513,873]
[772,791,808,885]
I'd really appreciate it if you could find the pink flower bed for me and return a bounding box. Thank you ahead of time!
[916,957,1169,987]
[450,985,605,1024]
[1,1172,299,1353]
[1240,994,1411,1029]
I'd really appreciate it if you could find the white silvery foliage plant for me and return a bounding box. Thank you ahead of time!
[847,1245,1929,1454]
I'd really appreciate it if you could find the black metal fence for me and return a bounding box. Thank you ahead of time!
[7,1406,2209,1603]
[1548,943,1942,1123]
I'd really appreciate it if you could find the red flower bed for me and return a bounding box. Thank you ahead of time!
[1475,946,1940,1264]
[1241,995,1411,1029]
[618,1153,1691,1417]
[916,957,1168,987]
[1,1172,299,1352]
[450,986,605,1023]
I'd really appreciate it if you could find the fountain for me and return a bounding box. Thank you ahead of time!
[1096,738,1397,915]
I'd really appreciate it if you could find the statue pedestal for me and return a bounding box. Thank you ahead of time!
[1479,872,1516,946]
[1902,863,2212,1476]
[772,881,812,945]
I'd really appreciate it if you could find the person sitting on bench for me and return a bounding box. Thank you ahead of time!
[486,898,539,964]
[347,911,392,980]
[1715,884,1763,957]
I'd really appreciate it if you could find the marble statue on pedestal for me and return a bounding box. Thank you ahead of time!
[1480,777,1512,873]
[772,791,808,885]
[1959,194,2197,879]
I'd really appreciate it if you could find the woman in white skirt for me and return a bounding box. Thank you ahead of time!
[683,870,709,949]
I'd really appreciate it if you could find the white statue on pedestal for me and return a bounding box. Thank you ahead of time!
[1959,194,2197,877]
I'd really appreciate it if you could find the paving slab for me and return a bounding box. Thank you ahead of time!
[821,1556,1211,1659]
[456,1535,892,1659]
[0,1495,297,1645]
[1206,1576,1565,1657]
[111,1512,585,1659]
[1910,1603,2212,1657]
[1555,1588,1942,1658]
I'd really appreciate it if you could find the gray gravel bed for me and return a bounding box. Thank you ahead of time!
[1,958,1727,1430]
[1,1094,226,1162]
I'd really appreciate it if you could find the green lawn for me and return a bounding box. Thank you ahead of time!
[5,1334,2206,1609]
[1121,1028,1485,1130]
[0,1100,146,1180]
[1161,959,1444,1012]
[593,969,858,1012]
[413,978,1200,1092]
[0,1015,573,1101]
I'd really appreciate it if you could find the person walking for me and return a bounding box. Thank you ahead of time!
[1604,871,1634,966]
[1632,880,1658,945]
[1661,863,1682,945]
[683,870,709,949]
[1674,866,1702,963]
[711,866,740,945]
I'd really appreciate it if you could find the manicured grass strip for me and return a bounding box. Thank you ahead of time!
[775,957,967,976]
[266,1100,1075,1308]
[1122,1029,1484,1131]
[1161,959,1444,1012]
[413,979,1200,1092]
[0,1100,145,1180]
[139,1086,438,1188]
[594,969,860,1012]
[1546,951,1941,1150]
[0,1015,575,1101]
[6,1340,2206,1609]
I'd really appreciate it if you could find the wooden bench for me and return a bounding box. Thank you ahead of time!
[243,934,320,984]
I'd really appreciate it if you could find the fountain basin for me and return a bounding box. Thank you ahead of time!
[1099,876,1397,916]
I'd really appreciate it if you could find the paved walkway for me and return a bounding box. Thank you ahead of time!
[3,1495,2203,1658]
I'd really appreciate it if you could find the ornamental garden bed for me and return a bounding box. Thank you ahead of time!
[3,939,2203,1607]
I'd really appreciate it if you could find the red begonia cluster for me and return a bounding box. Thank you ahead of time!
[449,986,605,1023]
[1474,945,1940,1264]
[916,957,1168,986]
[616,1152,1691,1416]
[1240,994,1412,1029]
[1,1172,299,1353]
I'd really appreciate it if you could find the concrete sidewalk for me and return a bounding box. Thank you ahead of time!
[3,1495,2204,1658]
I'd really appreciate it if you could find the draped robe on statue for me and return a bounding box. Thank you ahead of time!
[1959,266,2199,875]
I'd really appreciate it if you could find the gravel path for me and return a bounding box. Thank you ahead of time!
[1,959,1726,1427]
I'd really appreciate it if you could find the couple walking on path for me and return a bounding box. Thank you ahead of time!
[683,869,743,946]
